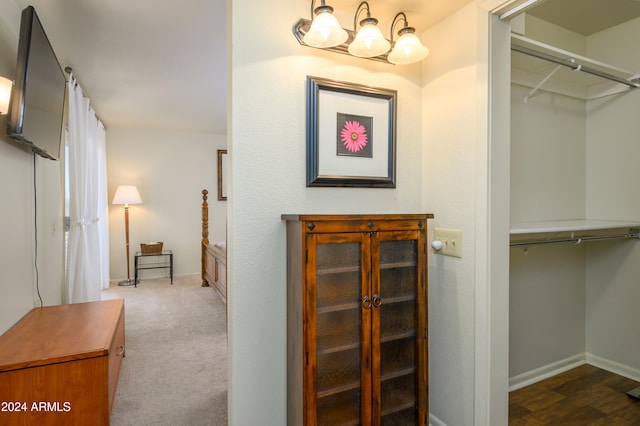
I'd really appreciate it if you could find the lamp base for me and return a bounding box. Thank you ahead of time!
[117,279,136,287]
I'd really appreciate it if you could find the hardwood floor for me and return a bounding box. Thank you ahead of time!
[509,364,640,425]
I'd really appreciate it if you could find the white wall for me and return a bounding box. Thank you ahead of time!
[422,3,511,424]
[0,122,38,333]
[228,0,428,422]
[586,18,640,222]
[421,7,478,425]
[0,0,65,334]
[510,84,586,223]
[510,245,586,377]
[509,75,588,377]
[586,241,640,378]
[106,127,223,282]
[519,14,586,55]
[584,18,640,377]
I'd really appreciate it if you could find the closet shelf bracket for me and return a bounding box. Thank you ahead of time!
[524,64,563,103]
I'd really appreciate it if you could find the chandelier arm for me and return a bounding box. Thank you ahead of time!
[311,0,329,19]
[390,12,408,42]
[353,1,371,31]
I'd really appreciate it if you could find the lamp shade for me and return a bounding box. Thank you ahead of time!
[112,185,142,205]
[347,18,390,58]
[303,5,348,48]
[0,76,12,115]
[388,30,429,64]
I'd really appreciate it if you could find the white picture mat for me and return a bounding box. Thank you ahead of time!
[317,90,390,178]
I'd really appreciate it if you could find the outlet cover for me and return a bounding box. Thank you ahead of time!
[433,228,462,258]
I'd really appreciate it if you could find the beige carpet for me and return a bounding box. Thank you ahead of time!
[102,274,227,425]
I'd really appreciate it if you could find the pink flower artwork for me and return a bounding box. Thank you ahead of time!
[340,120,368,153]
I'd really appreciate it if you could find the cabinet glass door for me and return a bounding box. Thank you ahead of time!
[375,231,426,425]
[311,233,371,425]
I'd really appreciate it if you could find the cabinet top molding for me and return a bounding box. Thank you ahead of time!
[282,214,434,233]
[282,213,434,221]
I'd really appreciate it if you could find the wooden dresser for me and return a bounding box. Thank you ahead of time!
[0,299,125,425]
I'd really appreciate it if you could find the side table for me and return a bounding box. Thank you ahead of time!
[134,250,173,287]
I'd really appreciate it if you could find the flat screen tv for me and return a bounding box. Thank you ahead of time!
[6,6,66,161]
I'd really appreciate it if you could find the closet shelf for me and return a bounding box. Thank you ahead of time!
[510,220,640,247]
[511,33,640,100]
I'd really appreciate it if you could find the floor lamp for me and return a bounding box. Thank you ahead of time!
[113,185,142,286]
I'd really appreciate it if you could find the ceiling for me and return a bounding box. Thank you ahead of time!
[13,0,227,134]
[525,0,640,36]
[8,0,640,135]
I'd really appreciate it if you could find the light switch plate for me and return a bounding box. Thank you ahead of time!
[433,228,463,258]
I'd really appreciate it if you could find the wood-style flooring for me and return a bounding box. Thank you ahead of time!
[509,364,640,425]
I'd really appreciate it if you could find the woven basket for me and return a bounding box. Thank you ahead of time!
[140,242,163,254]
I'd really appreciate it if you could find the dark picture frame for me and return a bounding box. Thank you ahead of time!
[217,149,227,201]
[306,76,397,187]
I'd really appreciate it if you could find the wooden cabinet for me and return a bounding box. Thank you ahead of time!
[0,299,125,425]
[283,214,432,425]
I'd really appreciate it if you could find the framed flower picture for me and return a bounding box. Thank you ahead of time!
[306,76,397,187]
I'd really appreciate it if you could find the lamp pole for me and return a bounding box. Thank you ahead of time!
[123,203,131,283]
[112,185,142,286]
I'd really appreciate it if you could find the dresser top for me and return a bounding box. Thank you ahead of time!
[0,299,124,372]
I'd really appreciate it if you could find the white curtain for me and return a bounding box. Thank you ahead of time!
[66,75,110,303]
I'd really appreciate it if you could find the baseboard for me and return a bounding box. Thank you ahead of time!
[174,272,200,278]
[109,272,198,285]
[586,352,640,382]
[509,354,586,391]
[429,413,446,426]
[509,352,640,391]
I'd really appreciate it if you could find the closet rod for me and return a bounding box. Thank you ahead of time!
[510,230,640,247]
[512,44,640,88]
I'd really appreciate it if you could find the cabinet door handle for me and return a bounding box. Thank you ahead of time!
[116,346,125,356]
[373,294,381,307]
[362,295,372,309]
